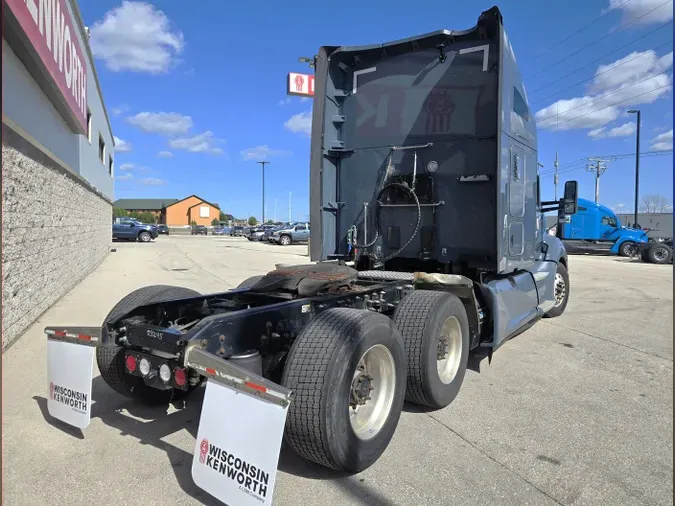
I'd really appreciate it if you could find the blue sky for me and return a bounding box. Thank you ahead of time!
[79,0,674,220]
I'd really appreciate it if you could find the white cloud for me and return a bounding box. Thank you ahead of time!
[111,104,129,116]
[113,136,132,152]
[606,0,673,25]
[119,163,135,171]
[650,129,673,151]
[168,131,224,154]
[588,121,637,138]
[279,96,312,107]
[89,1,184,74]
[157,151,173,158]
[591,51,673,92]
[126,112,193,136]
[116,173,133,181]
[143,177,168,186]
[240,145,292,161]
[284,111,312,136]
[535,49,673,131]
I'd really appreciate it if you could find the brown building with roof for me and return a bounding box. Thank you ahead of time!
[114,195,221,226]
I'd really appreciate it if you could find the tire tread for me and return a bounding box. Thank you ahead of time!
[281,308,371,470]
[393,290,448,406]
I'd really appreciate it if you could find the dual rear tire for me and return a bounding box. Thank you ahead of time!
[282,291,470,473]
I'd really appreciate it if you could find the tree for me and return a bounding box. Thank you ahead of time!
[128,211,156,224]
[640,194,671,213]
[248,216,258,226]
[266,219,274,225]
[113,207,128,218]
[211,218,220,226]
[191,220,197,227]
[220,211,234,222]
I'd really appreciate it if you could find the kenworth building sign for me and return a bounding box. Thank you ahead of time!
[4,0,88,134]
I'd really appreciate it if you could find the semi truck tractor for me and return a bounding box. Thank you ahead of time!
[43,7,579,505]
[548,197,672,264]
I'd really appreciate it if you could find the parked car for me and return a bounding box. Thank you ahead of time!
[230,226,245,237]
[112,221,158,242]
[116,217,158,231]
[269,222,310,245]
[191,225,208,236]
[248,224,276,241]
[156,224,169,235]
[212,226,227,236]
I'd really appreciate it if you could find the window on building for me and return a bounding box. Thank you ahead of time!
[199,206,210,218]
[87,110,92,143]
[108,155,113,177]
[513,87,530,121]
[99,134,105,163]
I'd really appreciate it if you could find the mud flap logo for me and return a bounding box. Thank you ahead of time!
[198,440,270,502]
[49,381,88,414]
[199,438,209,464]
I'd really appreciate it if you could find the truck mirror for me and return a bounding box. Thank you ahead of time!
[563,180,578,215]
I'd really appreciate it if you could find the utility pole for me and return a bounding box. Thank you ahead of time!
[586,158,610,203]
[273,199,277,223]
[288,192,292,222]
[553,152,559,200]
[257,161,269,224]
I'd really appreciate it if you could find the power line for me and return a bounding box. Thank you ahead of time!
[527,22,673,97]
[529,36,673,104]
[539,150,673,176]
[529,0,634,61]
[540,82,672,129]
[525,0,673,79]
[539,151,672,175]
[536,72,671,125]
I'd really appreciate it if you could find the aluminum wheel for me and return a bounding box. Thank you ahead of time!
[554,272,566,307]
[436,316,463,385]
[349,344,396,441]
[139,232,151,242]
[652,246,669,262]
[279,235,291,246]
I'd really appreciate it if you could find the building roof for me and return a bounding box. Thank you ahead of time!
[166,194,220,210]
[114,195,220,211]
[114,198,180,210]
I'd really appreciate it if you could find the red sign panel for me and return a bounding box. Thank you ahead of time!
[287,72,314,97]
[6,0,88,134]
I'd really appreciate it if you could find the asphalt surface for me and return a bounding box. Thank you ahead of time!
[3,236,673,506]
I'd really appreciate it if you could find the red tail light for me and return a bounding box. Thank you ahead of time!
[174,368,187,387]
[126,355,137,372]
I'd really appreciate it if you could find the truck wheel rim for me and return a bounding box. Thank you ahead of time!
[437,316,463,385]
[349,344,396,441]
[653,247,669,261]
[554,272,566,307]
[281,236,290,245]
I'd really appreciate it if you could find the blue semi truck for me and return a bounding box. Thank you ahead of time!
[548,197,673,264]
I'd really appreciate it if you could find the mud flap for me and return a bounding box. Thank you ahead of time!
[45,327,102,430]
[185,345,294,506]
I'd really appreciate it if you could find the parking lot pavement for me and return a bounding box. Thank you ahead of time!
[2,240,672,506]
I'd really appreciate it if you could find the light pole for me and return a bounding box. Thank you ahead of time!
[628,109,641,228]
[257,161,269,224]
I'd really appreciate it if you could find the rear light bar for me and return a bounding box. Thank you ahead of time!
[184,344,294,408]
